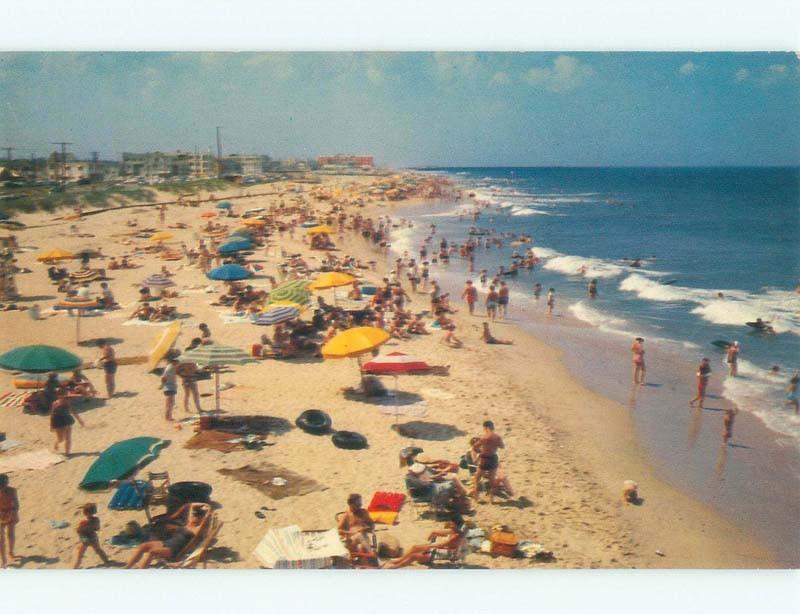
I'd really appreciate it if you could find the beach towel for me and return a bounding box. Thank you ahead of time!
[220,313,252,325]
[184,429,262,453]
[367,492,406,525]
[122,319,175,327]
[0,391,30,408]
[0,449,65,473]
[218,463,326,500]
[108,480,151,510]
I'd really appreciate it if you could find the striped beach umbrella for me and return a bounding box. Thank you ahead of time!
[54,297,101,343]
[269,282,311,305]
[0,344,81,373]
[252,306,299,326]
[181,344,253,411]
[70,269,101,282]
[208,264,252,282]
[218,238,252,254]
[142,274,176,288]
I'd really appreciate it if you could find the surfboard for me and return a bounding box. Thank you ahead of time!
[147,321,181,371]
[711,340,731,349]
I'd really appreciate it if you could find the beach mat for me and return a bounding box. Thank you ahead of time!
[185,429,258,453]
[0,449,65,473]
[218,462,326,500]
[204,415,293,436]
[0,391,30,408]
[367,491,406,525]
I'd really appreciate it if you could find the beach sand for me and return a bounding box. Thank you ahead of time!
[0,176,778,569]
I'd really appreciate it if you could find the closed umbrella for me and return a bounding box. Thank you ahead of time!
[181,344,253,411]
[322,326,390,384]
[207,264,251,282]
[306,225,335,235]
[0,344,81,373]
[37,249,75,263]
[253,306,299,326]
[218,238,252,254]
[54,297,101,344]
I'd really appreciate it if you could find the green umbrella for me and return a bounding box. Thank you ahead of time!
[181,344,253,411]
[269,279,311,305]
[79,437,169,490]
[0,345,81,373]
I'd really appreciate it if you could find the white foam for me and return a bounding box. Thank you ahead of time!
[620,274,710,302]
[544,255,628,279]
[569,301,631,334]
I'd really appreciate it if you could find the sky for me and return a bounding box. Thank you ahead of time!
[0,52,798,167]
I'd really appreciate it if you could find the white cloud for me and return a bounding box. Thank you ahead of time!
[734,68,750,83]
[525,55,593,93]
[679,60,698,75]
[490,71,511,85]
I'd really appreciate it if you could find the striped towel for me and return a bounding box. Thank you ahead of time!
[0,391,29,408]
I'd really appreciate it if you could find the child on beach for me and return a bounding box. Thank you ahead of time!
[74,503,111,568]
[689,358,712,408]
[0,474,19,568]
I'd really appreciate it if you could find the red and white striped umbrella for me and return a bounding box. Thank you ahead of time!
[362,351,430,375]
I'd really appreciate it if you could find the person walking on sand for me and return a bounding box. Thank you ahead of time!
[726,341,740,377]
[50,389,84,456]
[722,409,737,445]
[462,280,477,315]
[631,337,646,385]
[470,420,505,504]
[498,281,509,319]
[0,474,19,568]
[160,354,179,421]
[73,503,111,568]
[786,373,799,414]
[97,339,116,398]
[689,358,712,408]
[546,288,555,315]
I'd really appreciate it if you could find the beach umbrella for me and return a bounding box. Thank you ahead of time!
[243,218,266,227]
[322,326,391,384]
[181,344,253,411]
[230,228,255,238]
[79,437,169,490]
[308,271,356,305]
[142,274,176,293]
[149,231,174,243]
[54,297,101,344]
[269,285,310,305]
[218,238,253,254]
[252,306,299,326]
[207,264,252,282]
[216,201,232,210]
[0,344,81,373]
[69,269,100,282]
[306,225,335,235]
[37,249,75,263]
[200,211,217,219]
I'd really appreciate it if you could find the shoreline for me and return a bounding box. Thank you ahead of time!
[0,176,783,569]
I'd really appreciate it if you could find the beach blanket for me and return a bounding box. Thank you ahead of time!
[367,492,406,525]
[0,391,30,408]
[184,429,263,453]
[254,526,346,569]
[0,449,65,473]
[108,480,150,510]
[218,462,326,500]
[220,313,252,325]
[122,319,175,327]
[204,415,292,436]
[392,421,466,441]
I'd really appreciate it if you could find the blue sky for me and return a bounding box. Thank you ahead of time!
[1,52,798,167]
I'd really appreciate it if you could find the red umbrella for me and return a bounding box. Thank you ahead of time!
[362,351,430,374]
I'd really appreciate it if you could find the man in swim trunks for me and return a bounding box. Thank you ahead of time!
[462,280,477,315]
[497,282,509,319]
[470,420,505,504]
[337,494,375,555]
[97,339,116,398]
[726,341,740,377]
[689,358,712,408]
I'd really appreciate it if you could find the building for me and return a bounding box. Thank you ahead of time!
[317,155,374,169]
[220,154,268,177]
[120,150,211,179]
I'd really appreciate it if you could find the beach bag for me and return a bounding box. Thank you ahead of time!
[489,530,519,557]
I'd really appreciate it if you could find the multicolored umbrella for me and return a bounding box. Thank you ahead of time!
[218,238,253,254]
[0,344,81,373]
[207,264,252,281]
[181,344,253,411]
[269,285,310,305]
[69,269,101,282]
[142,274,176,288]
[252,306,299,326]
[37,249,75,263]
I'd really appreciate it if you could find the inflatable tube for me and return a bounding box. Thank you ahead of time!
[332,430,368,450]
[168,481,212,506]
[295,409,332,435]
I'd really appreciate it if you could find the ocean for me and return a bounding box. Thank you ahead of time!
[391,166,800,565]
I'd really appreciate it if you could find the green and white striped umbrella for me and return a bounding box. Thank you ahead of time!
[180,344,254,411]
[269,279,311,305]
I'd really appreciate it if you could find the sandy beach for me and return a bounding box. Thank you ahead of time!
[0,174,779,570]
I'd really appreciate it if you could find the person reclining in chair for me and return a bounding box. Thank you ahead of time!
[336,494,375,556]
[382,520,465,569]
[125,502,211,569]
[405,462,470,512]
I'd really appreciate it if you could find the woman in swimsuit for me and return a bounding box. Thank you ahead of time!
[50,389,84,455]
[689,358,712,408]
[0,474,19,568]
[382,521,465,569]
[97,339,117,398]
[631,338,646,385]
[125,503,211,568]
[786,374,799,415]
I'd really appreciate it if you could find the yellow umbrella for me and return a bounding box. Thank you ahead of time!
[149,231,174,242]
[306,225,335,235]
[308,272,356,291]
[37,249,75,262]
[243,218,266,227]
[322,327,390,359]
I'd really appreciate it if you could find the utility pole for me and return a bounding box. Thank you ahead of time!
[2,147,14,163]
[52,141,73,186]
[90,151,99,180]
[30,153,37,181]
[216,126,223,178]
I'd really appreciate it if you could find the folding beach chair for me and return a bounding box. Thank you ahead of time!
[161,513,223,569]
[144,471,171,520]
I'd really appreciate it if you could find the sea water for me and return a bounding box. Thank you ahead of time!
[390,166,800,564]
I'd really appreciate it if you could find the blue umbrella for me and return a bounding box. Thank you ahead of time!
[218,238,253,254]
[0,211,9,221]
[207,264,252,281]
[252,306,299,326]
[216,201,232,210]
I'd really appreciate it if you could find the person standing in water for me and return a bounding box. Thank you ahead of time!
[546,288,555,315]
[726,341,740,377]
[533,283,542,299]
[497,282,510,320]
[631,337,646,385]
[786,373,799,415]
[689,358,712,408]
[588,279,598,299]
